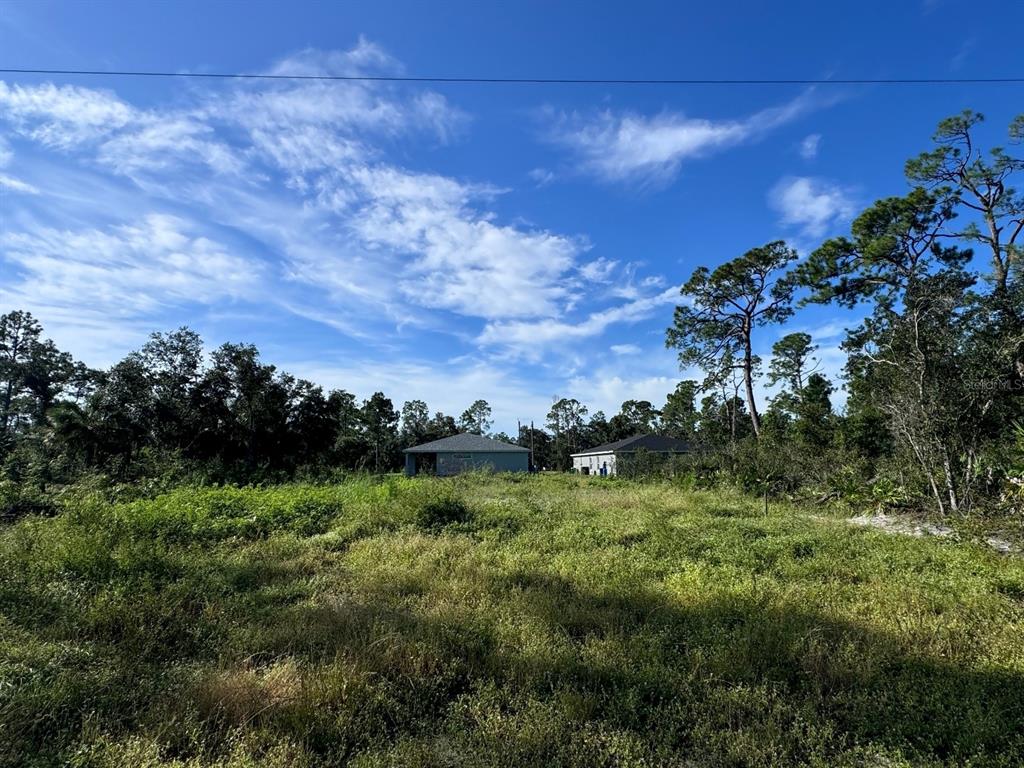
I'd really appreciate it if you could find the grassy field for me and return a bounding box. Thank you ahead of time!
[1,474,1022,767]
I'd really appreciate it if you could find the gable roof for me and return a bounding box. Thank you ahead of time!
[403,433,530,453]
[570,434,690,457]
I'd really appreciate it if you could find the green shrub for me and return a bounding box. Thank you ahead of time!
[110,486,343,542]
[0,481,57,522]
[415,496,473,531]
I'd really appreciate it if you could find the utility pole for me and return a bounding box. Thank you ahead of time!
[530,420,535,472]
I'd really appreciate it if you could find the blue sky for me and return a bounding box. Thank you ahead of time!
[1,0,1022,431]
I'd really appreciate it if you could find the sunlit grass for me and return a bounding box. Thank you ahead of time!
[1,473,1022,766]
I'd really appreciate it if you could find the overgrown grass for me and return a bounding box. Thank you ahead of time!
[1,473,1022,767]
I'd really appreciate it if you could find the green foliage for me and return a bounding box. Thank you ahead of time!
[547,398,588,470]
[767,332,818,391]
[997,422,1024,519]
[108,486,344,542]
[1,311,93,448]
[414,494,473,532]
[1,474,1022,767]
[905,110,1024,298]
[0,479,57,521]
[660,380,699,441]
[615,447,669,479]
[361,392,399,474]
[667,241,799,438]
[458,399,493,436]
[609,400,661,440]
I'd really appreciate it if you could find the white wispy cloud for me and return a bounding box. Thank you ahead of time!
[800,133,821,159]
[561,343,689,414]
[788,319,850,343]
[210,52,570,324]
[567,373,679,413]
[478,286,680,358]
[1,213,262,320]
[578,256,618,282]
[949,37,975,72]
[0,139,36,192]
[768,176,855,238]
[0,212,269,363]
[0,55,581,328]
[610,344,641,355]
[267,36,402,78]
[224,46,467,179]
[0,79,244,185]
[0,173,38,194]
[0,38,681,415]
[609,268,667,301]
[528,167,556,187]
[291,163,586,321]
[545,90,820,186]
[0,80,135,148]
[97,115,244,177]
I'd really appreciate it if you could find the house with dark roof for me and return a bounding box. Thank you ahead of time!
[403,433,530,476]
[570,434,689,476]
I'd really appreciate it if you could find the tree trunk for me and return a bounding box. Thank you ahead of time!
[898,415,946,515]
[983,211,1024,378]
[0,379,14,437]
[940,447,960,513]
[743,335,761,438]
[985,212,1009,296]
[0,325,25,438]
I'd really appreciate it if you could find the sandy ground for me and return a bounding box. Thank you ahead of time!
[848,512,1020,555]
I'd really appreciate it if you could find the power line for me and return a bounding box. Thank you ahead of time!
[0,67,1023,86]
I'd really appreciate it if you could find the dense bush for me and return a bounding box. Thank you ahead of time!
[415,495,473,532]
[104,486,344,542]
[0,481,57,521]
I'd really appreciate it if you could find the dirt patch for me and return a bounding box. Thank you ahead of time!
[848,513,1020,555]
[849,512,955,538]
[985,536,1019,554]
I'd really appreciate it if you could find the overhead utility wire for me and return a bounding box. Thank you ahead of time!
[0,68,1023,85]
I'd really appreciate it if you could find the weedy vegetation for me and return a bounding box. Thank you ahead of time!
[1,473,1022,767]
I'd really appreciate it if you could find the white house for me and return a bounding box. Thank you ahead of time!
[571,434,690,476]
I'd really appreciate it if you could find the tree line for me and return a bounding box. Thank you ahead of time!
[0,297,903,496]
[666,110,1024,514]
[0,309,703,489]
[0,318,520,487]
[1,110,1021,517]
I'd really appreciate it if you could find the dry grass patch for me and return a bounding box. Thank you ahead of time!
[196,659,303,727]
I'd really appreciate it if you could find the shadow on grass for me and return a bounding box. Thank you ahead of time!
[3,558,1023,766]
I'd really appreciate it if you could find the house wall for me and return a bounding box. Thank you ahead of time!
[572,452,617,476]
[435,451,528,476]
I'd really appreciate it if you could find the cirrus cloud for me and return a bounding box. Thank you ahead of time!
[0,38,685,427]
[544,90,823,187]
[769,175,855,238]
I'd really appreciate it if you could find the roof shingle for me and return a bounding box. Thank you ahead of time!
[403,433,529,453]
[570,434,690,457]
